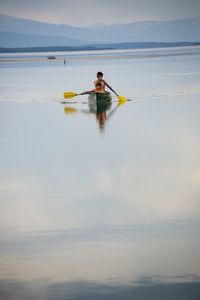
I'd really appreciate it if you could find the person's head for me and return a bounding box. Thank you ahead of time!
[95,82,102,90]
[96,71,103,79]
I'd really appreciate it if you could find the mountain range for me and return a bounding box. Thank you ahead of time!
[0,14,200,48]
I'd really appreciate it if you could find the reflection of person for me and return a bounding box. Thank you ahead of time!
[79,71,117,95]
[96,110,107,131]
[90,95,112,132]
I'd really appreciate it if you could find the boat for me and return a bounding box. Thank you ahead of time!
[47,56,56,59]
[88,91,112,103]
[88,92,112,113]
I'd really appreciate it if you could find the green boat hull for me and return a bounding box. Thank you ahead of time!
[88,92,112,113]
[88,92,112,102]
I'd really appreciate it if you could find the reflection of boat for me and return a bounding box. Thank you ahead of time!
[62,91,126,132]
[88,92,112,113]
[88,92,112,131]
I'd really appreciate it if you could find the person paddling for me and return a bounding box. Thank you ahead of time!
[79,81,104,95]
[64,71,127,102]
[79,71,117,95]
[94,71,117,94]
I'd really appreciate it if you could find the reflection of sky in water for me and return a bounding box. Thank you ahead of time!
[0,48,200,299]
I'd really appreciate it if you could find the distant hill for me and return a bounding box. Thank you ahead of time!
[0,14,200,48]
[0,42,198,53]
[0,31,87,47]
[0,14,95,46]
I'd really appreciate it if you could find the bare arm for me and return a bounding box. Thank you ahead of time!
[104,80,118,96]
[79,89,95,95]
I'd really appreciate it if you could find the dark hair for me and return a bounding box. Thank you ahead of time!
[97,71,103,77]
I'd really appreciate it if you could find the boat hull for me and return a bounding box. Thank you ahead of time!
[88,92,112,113]
[88,92,112,102]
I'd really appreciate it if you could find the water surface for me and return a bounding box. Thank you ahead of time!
[0,46,200,299]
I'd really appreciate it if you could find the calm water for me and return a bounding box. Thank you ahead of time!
[0,47,200,299]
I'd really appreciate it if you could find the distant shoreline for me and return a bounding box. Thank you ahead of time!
[0,42,199,53]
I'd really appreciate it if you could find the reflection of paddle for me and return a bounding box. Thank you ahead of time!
[64,106,78,114]
[106,98,126,121]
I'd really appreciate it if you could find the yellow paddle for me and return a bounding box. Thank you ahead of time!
[64,92,78,98]
[64,91,127,103]
[104,81,127,103]
[117,95,127,103]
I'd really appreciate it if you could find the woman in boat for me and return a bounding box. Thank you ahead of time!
[79,71,117,95]
[79,81,104,95]
[94,71,117,94]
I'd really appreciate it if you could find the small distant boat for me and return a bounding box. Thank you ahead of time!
[47,56,56,59]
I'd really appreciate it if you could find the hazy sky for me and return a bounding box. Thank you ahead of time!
[0,0,200,26]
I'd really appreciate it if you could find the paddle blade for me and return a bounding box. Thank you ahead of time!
[118,100,126,107]
[64,92,78,99]
[117,95,127,103]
